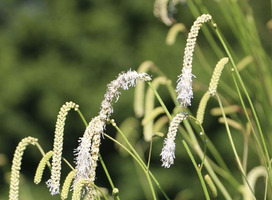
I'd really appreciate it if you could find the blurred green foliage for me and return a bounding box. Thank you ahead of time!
[0,0,183,199]
[1,0,272,199]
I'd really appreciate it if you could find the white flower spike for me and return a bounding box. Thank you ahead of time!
[161,112,188,168]
[176,14,212,107]
[73,69,151,197]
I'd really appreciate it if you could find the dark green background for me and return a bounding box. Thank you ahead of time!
[0,0,271,199]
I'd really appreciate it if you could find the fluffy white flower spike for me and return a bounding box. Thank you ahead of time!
[176,66,195,108]
[161,112,188,168]
[176,14,212,107]
[74,70,151,196]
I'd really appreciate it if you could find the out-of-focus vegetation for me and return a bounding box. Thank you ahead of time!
[1,0,272,199]
[0,1,183,199]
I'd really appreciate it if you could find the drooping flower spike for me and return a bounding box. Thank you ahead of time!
[9,137,38,200]
[176,14,212,107]
[74,70,151,197]
[196,57,229,124]
[209,57,229,96]
[160,112,188,168]
[46,101,79,195]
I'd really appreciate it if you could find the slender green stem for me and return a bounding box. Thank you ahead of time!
[104,133,162,200]
[216,93,256,199]
[62,157,74,170]
[182,140,210,200]
[35,142,46,157]
[104,133,144,170]
[99,154,114,189]
[146,169,157,200]
[147,82,173,121]
[99,154,120,200]
[188,114,237,184]
[212,23,272,185]
[110,121,169,200]
[208,159,239,187]
[182,120,232,200]
[188,115,208,170]
[242,134,249,173]
[147,139,153,170]
[165,82,179,107]
[35,142,52,169]
[264,174,268,200]
[76,109,88,127]
[132,156,153,199]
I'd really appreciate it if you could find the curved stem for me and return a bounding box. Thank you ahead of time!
[76,109,88,127]
[110,121,169,200]
[182,120,232,200]
[62,157,74,170]
[147,139,153,170]
[182,140,210,200]
[216,93,256,199]
[104,133,159,200]
[188,115,208,170]
[212,22,272,186]
[35,142,51,169]
[99,154,120,200]
[87,181,109,200]
[147,82,173,120]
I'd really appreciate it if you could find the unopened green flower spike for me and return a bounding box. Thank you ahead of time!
[72,179,92,200]
[196,57,229,124]
[34,150,53,184]
[166,23,186,45]
[61,170,76,200]
[204,174,217,198]
[153,0,173,26]
[9,137,38,200]
[209,57,229,96]
[196,91,210,124]
[134,61,156,117]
